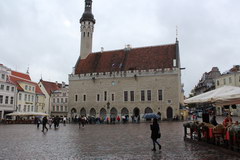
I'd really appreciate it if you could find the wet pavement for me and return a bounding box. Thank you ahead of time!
[1,117,240,160]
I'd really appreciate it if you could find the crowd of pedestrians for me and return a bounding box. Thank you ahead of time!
[35,116,64,132]
[70,115,141,125]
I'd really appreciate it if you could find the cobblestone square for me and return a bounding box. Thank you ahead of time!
[1,119,240,159]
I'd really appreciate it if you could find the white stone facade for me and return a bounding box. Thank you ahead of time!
[51,86,69,117]
[80,21,94,59]
[0,65,17,119]
[215,71,240,116]
[69,68,181,120]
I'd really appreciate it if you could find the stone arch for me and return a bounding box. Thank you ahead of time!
[110,107,118,118]
[121,107,129,116]
[144,107,153,113]
[80,108,86,116]
[133,107,140,117]
[71,108,77,113]
[90,108,96,117]
[167,107,173,119]
[100,108,107,118]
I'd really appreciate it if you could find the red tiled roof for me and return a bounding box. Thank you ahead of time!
[230,65,240,72]
[11,70,31,80]
[40,80,62,95]
[75,43,178,74]
[9,75,44,95]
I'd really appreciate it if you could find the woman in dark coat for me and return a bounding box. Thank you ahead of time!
[150,118,161,151]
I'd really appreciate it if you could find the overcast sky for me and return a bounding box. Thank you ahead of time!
[1,0,240,96]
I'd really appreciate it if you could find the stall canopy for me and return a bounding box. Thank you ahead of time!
[184,86,240,105]
[6,112,48,116]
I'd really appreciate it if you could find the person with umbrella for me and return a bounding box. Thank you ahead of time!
[150,118,161,151]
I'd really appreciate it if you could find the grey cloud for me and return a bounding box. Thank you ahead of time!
[1,0,240,96]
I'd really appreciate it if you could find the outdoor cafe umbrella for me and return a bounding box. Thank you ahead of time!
[142,113,160,119]
[6,112,48,116]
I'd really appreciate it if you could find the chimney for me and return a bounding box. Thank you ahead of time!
[101,47,104,53]
[62,81,66,88]
[124,44,131,51]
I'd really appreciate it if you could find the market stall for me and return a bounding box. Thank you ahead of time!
[184,86,240,151]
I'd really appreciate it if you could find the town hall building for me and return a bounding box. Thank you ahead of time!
[68,0,183,120]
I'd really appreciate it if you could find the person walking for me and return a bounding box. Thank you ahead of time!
[48,117,53,128]
[37,118,41,129]
[150,118,161,151]
[63,117,66,125]
[42,116,48,132]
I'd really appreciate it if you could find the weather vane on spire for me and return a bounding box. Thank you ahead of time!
[26,65,30,74]
[176,25,178,42]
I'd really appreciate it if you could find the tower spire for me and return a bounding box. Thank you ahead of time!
[79,0,96,59]
[80,0,95,24]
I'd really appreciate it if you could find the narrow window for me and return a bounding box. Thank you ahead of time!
[75,95,78,102]
[11,87,14,92]
[130,91,134,101]
[104,91,107,101]
[0,95,3,104]
[83,32,85,37]
[18,104,21,111]
[124,91,128,101]
[1,74,5,80]
[0,85,4,90]
[217,80,219,86]
[112,94,115,101]
[83,95,86,101]
[19,93,22,100]
[65,106,67,111]
[141,90,145,101]
[10,97,14,104]
[6,86,9,91]
[53,106,55,111]
[223,79,226,85]
[158,90,163,101]
[147,90,151,101]
[87,32,90,37]
[24,94,27,101]
[5,96,9,104]
[229,77,232,83]
[97,94,100,101]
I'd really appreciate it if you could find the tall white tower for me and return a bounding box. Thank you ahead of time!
[80,0,95,59]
